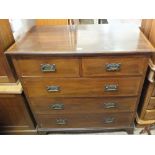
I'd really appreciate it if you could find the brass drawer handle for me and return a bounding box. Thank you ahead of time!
[49,103,64,110]
[47,86,60,92]
[105,63,121,71]
[104,84,118,92]
[56,119,67,125]
[41,64,56,72]
[104,117,115,124]
[104,102,117,109]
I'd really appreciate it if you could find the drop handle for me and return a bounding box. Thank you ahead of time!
[47,86,60,92]
[49,103,64,110]
[104,117,115,124]
[104,102,117,109]
[56,119,67,125]
[105,63,121,71]
[41,64,56,72]
[104,84,118,92]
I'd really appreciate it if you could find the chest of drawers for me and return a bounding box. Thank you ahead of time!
[6,25,154,134]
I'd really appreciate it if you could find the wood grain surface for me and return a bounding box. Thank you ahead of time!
[36,112,133,128]
[6,25,154,55]
[22,77,142,97]
[30,97,137,114]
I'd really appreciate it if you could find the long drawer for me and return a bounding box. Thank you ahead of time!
[23,77,141,97]
[30,97,137,114]
[82,56,147,77]
[14,57,80,77]
[36,112,133,128]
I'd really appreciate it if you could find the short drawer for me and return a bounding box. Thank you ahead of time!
[36,113,133,128]
[82,57,147,77]
[14,57,80,77]
[144,110,155,120]
[30,97,137,114]
[23,77,141,97]
[147,97,155,110]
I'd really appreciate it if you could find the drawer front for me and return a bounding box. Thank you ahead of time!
[147,97,155,110]
[144,110,155,120]
[30,97,137,114]
[15,57,80,77]
[82,57,147,77]
[36,113,133,128]
[23,77,141,97]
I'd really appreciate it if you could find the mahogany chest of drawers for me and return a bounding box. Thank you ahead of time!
[6,25,154,134]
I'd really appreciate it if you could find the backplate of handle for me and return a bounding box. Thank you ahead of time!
[104,102,117,109]
[49,103,64,110]
[105,63,121,71]
[41,64,56,72]
[104,117,115,124]
[47,86,60,92]
[56,119,67,125]
[104,84,118,92]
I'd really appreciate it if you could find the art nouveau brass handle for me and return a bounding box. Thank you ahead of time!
[41,64,56,72]
[104,117,115,124]
[47,86,60,92]
[148,59,155,83]
[104,102,117,109]
[56,119,67,125]
[50,103,64,110]
[104,84,118,92]
[105,63,121,71]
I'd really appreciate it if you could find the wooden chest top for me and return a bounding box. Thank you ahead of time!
[6,24,154,55]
